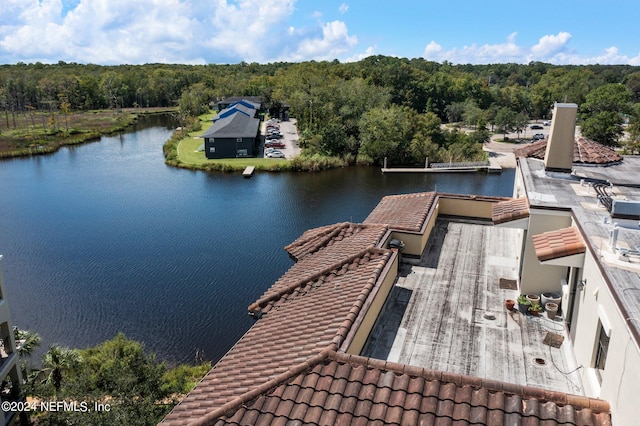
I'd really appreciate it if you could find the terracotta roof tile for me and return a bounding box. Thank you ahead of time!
[532,226,586,262]
[162,192,611,426]
[285,222,388,261]
[492,197,530,224]
[514,137,622,165]
[364,192,436,232]
[162,244,393,425]
[200,351,610,426]
[257,223,387,302]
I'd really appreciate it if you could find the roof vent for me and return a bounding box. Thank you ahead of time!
[611,200,640,220]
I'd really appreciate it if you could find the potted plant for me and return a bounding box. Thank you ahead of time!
[528,303,542,316]
[546,302,559,319]
[505,299,515,311]
[516,295,530,313]
[526,294,540,306]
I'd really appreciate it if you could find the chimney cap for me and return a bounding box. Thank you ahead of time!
[554,102,578,109]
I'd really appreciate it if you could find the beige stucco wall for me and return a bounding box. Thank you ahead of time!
[570,249,640,426]
[346,252,399,355]
[519,208,572,295]
[513,164,526,198]
[438,197,495,219]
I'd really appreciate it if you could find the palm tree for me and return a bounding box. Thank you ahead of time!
[14,327,41,359]
[13,327,41,381]
[38,345,81,394]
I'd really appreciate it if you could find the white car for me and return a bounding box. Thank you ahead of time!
[266,150,285,158]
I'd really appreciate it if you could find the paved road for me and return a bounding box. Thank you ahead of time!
[262,118,301,159]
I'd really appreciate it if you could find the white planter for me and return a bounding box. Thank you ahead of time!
[546,302,558,320]
[541,292,561,308]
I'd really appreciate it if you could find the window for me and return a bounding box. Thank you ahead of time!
[209,147,215,153]
[237,149,248,157]
[594,322,609,382]
[236,137,243,142]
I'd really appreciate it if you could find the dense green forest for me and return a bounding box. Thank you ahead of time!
[2,58,640,164]
[14,330,210,425]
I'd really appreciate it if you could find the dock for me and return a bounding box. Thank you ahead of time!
[381,158,501,174]
[382,167,478,173]
[242,166,255,178]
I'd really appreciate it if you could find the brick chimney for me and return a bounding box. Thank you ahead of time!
[544,103,577,172]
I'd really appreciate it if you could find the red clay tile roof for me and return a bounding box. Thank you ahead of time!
[162,193,611,426]
[162,243,394,425]
[193,350,611,426]
[285,222,388,261]
[532,226,586,262]
[514,137,623,165]
[492,197,530,224]
[364,192,436,232]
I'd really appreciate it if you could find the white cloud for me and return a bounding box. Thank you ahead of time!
[424,41,443,57]
[0,0,360,64]
[339,3,349,14]
[345,44,377,62]
[203,0,296,62]
[283,20,357,62]
[424,32,521,64]
[422,31,637,65]
[530,32,572,58]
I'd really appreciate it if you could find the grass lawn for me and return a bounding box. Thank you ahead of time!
[175,115,287,170]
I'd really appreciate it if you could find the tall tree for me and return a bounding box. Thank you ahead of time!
[580,83,632,146]
[37,345,81,395]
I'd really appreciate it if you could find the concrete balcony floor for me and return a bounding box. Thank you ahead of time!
[362,218,583,396]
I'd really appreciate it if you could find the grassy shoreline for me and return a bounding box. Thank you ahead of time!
[0,107,177,159]
[163,113,350,173]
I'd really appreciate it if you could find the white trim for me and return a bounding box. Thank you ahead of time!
[598,305,612,337]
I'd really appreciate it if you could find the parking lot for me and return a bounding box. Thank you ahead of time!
[261,118,301,159]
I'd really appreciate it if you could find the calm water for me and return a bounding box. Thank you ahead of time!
[0,117,515,365]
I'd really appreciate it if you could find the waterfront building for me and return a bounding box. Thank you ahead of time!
[0,257,23,425]
[163,103,639,424]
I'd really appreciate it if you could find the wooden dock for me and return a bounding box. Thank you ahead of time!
[381,165,501,174]
[381,158,501,174]
[382,167,476,173]
[242,166,255,178]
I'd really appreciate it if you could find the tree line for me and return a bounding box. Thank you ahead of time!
[2,58,640,164]
[13,328,210,425]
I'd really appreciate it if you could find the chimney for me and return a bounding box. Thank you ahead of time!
[544,103,577,172]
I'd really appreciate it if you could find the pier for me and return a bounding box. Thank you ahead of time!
[381,157,501,174]
[242,166,255,178]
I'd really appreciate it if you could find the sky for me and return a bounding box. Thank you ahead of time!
[0,0,639,66]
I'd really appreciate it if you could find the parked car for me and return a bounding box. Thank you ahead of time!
[266,133,282,140]
[530,124,543,130]
[532,133,545,141]
[266,150,285,158]
[264,148,277,156]
[543,120,551,126]
[265,141,285,148]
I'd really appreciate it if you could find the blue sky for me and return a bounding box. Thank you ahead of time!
[1,0,639,65]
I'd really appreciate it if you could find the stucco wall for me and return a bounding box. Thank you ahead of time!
[345,252,399,355]
[519,208,572,295]
[571,249,640,426]
[438,196,494,219]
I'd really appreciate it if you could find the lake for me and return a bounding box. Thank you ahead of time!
[0,116,515,365]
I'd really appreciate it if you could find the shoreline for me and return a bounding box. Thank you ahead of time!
[484,139,519,169]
